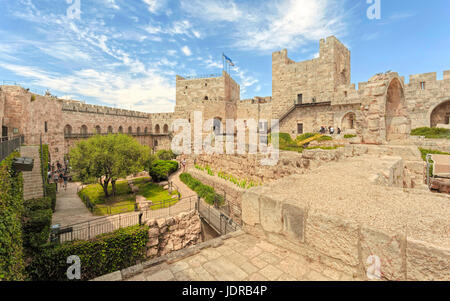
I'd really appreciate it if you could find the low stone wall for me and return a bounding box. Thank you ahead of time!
[409,136,450,152]
[144,210,202,259]
[241,190,450,281]
[188,168,245,223]
[191,145,370,184]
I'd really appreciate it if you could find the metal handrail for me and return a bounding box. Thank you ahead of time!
[0,135,23,162]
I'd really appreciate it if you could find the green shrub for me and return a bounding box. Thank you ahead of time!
[23,197,52,212]
[0,152,25,280]
[316,135,333,141]
[22,208,52,252]
[296,133,316,141]
[27,225,149,281]
[344,134,357,139]
[156,149,177,161]
[180,173,224,205]
[149,160,179,182]
[46,183,57,211]
[411,127,450,139]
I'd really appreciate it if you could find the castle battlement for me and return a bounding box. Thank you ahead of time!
[62,100,149,119]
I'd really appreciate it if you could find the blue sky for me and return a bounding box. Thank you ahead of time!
[0,0,449,113]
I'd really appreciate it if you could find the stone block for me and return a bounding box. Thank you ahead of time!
[121,263,143,279]
[156,218,166,228]
[241,191,260,226]
[259,195,282,233]
[282,203,305,243]
[360,227,405,280]
[91,271,122,281]
[305,211,359,267]
[406,238,450,281]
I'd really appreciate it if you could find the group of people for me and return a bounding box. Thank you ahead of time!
[47,160,71,192]
[319,126,341,135]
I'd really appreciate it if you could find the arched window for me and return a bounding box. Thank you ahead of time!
[128,126,133,134]
[163,124,169,134]
[108,126,113,134]
[144,127,148,134]
[81,125,88,135]
[137,127,141,135]
[204,96,209,100]
[64,125,72,135]
[95,126,101,134]
[118,126,123,133]
[155,124,160,134]
[342,112,356,130]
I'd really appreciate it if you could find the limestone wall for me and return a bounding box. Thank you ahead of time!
[409,136,450,153]
[404,71,450,129]
[144,210,202,259]
[272,36,351,119]
[241,173,449,281]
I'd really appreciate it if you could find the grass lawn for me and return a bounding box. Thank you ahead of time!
[79,177,180,216]
[411,127,450,139]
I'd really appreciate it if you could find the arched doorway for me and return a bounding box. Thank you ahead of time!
[81,125,88,135]
[385,78,409,141]
[64,125,72,136]
[95,126,101,134]
[163,124,169,134]
[155,124,160,134]
[430,100,450,127]
[341,112,356,130]
[108,126,113,134]
[118,126,123,134]
[128,126,133,134]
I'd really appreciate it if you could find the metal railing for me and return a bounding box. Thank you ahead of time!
[0,135,23,162]
[198,199,240,236]
[64,132,154,139]
[52,195,197,243]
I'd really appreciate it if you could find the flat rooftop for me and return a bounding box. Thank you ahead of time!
[250,155,450,248]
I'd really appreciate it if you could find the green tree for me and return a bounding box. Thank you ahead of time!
[70,134,150,198]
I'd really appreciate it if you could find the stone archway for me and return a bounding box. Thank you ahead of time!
[430,100,450,127]
[385,78,410,141]
[341,112,356,131]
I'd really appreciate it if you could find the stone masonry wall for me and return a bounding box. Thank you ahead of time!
[144,210,202,259]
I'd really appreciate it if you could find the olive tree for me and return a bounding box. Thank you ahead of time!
[70,134,150,198]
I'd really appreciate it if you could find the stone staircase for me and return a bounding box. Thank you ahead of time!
[21,146,44,200]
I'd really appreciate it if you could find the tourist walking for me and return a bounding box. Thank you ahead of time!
[181,158,187,172]
[63,173,68,191]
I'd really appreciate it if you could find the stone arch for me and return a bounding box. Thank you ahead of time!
[385,78,410,141]
[64,124,72,135]
[429,100,450,127]
[118,126,123,133]
[95,126,101,134]
[81,125,88,135]
[155,124,160,134]
[144,127,148,134]
[341,112,356,131]
[108,126,113,134]
[137,127,141,135]
[163,124,169,134]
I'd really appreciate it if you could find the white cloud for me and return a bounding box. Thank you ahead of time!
[181,0,348,52]
[142,0,165,14]
[1,63,176,113]
[181,0,244,22]
[181,46,192,56]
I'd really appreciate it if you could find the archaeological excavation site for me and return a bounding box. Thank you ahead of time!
[0,0,449,287]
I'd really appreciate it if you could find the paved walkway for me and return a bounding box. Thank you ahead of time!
[125,232,361,281]
[169,169,196,198]
[51,182,98,227]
